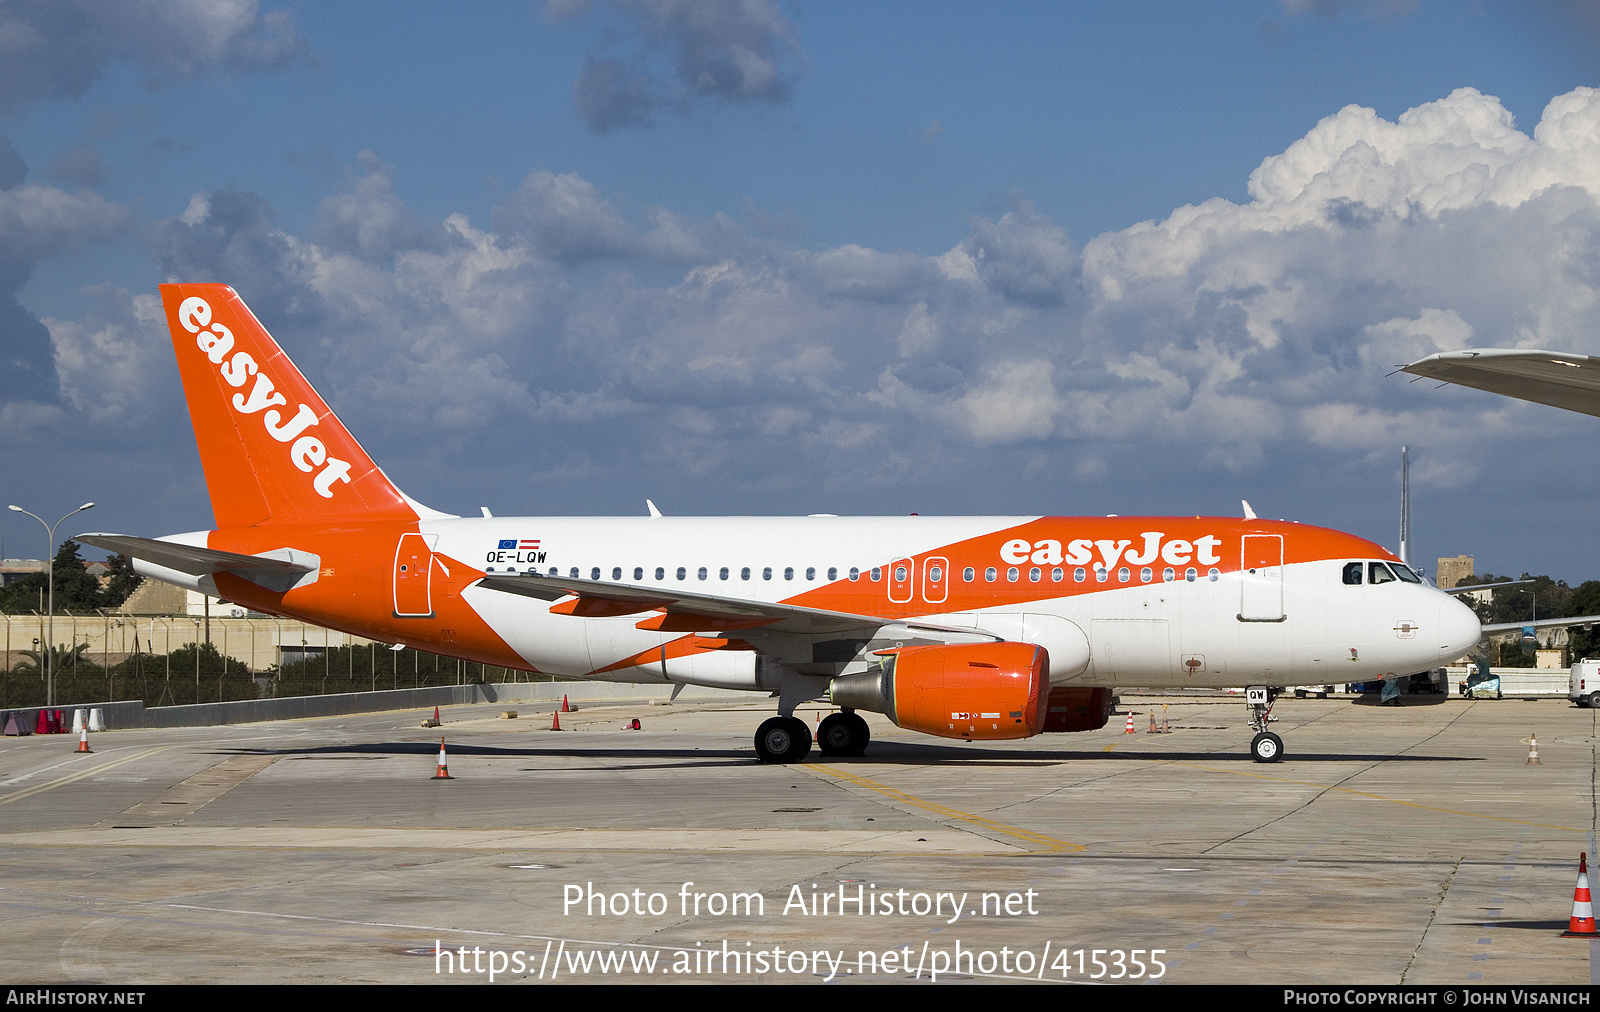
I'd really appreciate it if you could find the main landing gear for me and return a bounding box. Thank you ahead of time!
[1246,685,1284,763]
[755,710,871,763]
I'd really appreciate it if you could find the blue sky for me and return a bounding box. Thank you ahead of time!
[3,0,1600,583]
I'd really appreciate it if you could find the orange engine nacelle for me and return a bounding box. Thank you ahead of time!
[828,642,1049,740]
[1042,686,1113,732]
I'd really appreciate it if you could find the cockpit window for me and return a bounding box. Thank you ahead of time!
[1342,562,1363,586]
[1391,563,1422,584]
[1368,562,1396,585]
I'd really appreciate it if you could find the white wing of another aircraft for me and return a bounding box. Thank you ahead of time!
[1402,349,1600,417]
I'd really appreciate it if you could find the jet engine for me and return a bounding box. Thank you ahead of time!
[827,642,1048,740]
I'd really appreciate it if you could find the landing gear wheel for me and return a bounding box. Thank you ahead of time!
[755,716,812,764]
[1250,731,1284,763]
[817,713,870,757]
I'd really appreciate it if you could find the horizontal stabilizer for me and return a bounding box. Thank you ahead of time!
[78,533,320,594]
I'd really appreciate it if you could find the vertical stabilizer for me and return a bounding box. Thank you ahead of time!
[160,283,418,528]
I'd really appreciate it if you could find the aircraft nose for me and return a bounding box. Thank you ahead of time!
[1437,595,1482,659]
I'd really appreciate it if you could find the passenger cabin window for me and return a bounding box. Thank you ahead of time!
[1343,562,1363,585]
[849,567,861,581]
[634,567,644,580]
[963,567,975,582]
[697,567,708,580]
[985,567,997,582]
[784,567,795,581]
[654,567,664,580]
[742,567,751,580]
[764,567,773,580]
[612,567,622,581]
[1368,562,1396,585]
[828,567,837,581]
[806,567,816,581]
[871,568,882,581]
[676,567,687,580]
[719,567,729,580]
[570,567,580,579]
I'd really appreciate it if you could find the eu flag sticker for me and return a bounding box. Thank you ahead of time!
[498,539,516,550]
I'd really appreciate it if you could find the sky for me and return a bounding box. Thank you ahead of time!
[2,0,1600,582]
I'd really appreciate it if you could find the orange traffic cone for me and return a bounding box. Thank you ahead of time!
[1561,852,1597,937]
[75,727,92,754]
[1527,733,1542,765]
[551,709,562,731]
[1125,713,1135,734]
[431,738,453,780]
[561,694,571,713]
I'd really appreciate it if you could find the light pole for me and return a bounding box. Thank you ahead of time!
[7,502,94,707]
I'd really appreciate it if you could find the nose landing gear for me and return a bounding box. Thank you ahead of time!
[1246,685,1284,763]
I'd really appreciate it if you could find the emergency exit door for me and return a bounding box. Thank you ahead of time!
[1239,534,1284,622]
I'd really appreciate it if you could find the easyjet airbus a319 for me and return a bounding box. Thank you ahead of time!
[82,284,1482,764]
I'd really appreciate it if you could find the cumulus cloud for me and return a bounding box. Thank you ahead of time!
[47,85,1600,540]
[549,0,806,132]
[0,0,307,114]
[47,285,173,424]
[0,181,130,403]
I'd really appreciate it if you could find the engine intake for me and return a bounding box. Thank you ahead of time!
[828,642,1048,740]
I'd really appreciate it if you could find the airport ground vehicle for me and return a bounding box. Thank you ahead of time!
[83,285,1483,764]
[1571,659,1600,707]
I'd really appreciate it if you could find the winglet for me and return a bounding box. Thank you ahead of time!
[1242,500,1257,520]
[647,499,662,518]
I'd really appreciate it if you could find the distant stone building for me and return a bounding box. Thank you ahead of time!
[1435,555,1474,590]
[0,559,44,588]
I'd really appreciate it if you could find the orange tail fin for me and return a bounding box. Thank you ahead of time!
[160,283,418,528]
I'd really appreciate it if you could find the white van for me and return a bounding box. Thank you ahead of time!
[1571,659,1600,707]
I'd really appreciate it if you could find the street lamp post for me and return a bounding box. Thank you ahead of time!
[7,502,94,707]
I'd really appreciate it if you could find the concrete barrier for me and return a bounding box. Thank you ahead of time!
[3,681,758,731]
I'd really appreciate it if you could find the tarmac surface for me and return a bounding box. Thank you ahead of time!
[0,690,1595,985]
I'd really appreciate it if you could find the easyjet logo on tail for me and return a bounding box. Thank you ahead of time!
[177,296,352,499]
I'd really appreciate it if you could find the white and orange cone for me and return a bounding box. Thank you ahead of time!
[432,738,453,780]
[1561,852,1597,937]
[74,727,92,754]
[1527,733,1542,765]
[1125,713,1135,734]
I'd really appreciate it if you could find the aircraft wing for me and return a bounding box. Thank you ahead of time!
[1401,349,1600,418]
[475,572,986,640]
[1479,613,1600,637]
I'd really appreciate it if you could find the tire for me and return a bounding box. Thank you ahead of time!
[755,717,796,763]
[1589,692,1600,709]
[1250,731,1285,763]
[817,713,871,757]
[843,713,870,756]
[781,715,813,762]
[755,716,812,764]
